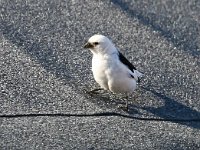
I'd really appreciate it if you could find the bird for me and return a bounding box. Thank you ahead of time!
[83,34,143,111]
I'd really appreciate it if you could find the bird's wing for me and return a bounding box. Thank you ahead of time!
[118,51,137,72]
[118,51,143,83]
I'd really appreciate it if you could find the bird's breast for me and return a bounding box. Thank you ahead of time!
[91,56,111,90]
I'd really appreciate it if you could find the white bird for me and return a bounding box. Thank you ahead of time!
[84,34,143,111]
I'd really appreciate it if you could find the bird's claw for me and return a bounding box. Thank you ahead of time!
[85,88,104,95]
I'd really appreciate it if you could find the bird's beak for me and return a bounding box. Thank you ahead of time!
[83,42,93,49]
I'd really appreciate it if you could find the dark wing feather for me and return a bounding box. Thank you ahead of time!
[118,51,137,72]
[118,51,141,82]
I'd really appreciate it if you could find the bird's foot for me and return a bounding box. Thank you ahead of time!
[86,88,104,95]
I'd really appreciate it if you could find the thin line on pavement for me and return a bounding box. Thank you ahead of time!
[0,112,200,122]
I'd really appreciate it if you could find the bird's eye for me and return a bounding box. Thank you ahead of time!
[94,42,99,45]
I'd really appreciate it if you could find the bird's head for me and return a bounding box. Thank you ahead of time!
[83,34,117,55]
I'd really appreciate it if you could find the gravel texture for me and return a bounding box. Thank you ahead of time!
[0,0,200,149]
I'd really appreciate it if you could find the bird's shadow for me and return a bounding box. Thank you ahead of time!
[82,88,139,114]
[83,87,200,129]
[126,86,200,129]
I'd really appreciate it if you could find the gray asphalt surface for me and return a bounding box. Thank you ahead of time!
[0,0,200,149]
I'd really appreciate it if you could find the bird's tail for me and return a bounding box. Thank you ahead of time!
[134,70,144,77]
[133,70,144,83]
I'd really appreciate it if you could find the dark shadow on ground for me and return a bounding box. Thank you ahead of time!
[135,87,200,129]
[0,21,75,82]
[111,0,200,57]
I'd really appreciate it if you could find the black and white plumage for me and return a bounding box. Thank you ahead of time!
[84,34,143,110]
[118,51,141,83]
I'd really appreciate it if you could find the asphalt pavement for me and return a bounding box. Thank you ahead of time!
[0,0,200,149]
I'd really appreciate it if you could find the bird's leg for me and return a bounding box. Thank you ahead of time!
[118,94,129,111]
[86,88,104,94]
[125,94,129,111]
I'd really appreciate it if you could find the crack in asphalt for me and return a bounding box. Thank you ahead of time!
[1,112,200,122]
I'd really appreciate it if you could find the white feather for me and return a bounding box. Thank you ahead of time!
[85,34,143,94]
